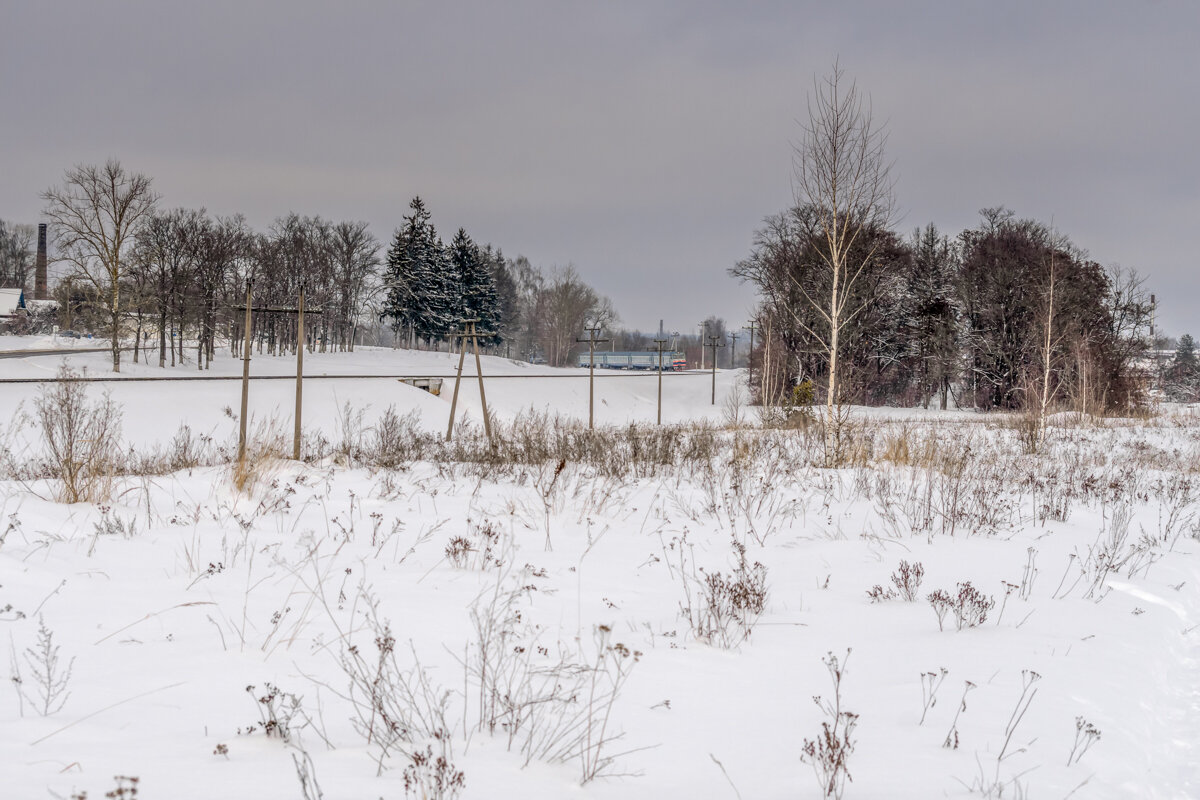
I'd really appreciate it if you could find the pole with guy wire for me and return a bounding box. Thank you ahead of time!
[446,319,493,445]
[577,326,610,429]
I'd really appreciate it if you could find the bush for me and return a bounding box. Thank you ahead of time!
[34,365,122,503]
[682,538,768,648]
[928,582,995,631]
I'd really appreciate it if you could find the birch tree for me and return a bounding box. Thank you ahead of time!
[42,161,157,372]
[791,63,895,465]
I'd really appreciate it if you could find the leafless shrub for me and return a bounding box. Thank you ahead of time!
[943,680,976,750]
[22,616,74,716]
[919,667,948,725]
[336,593,454,776]
[333,402,369,466]
[367,406,422,469]
[891,560,925,600]
[801,649,857,800]
[244,682,304,743]
[1149,475,1195,548]
[103,776,140,799]
[291,746,324,800]
[705,454,801,546]
[1075,501,1135,600]
[445,519,504,571]
[35,365,122,503]
[166,424,212,471]
[1066,716,1101,766]
[1018,548,1038,601]
[868,560,925,602]
[1010,404,1044,456]
[968,670,1041,798]
[534,457,569,552]
[678,538,768,648]
[403,734,465,800]
[722,384,748,428]
[465,572,639,783]
[928,582,995,631]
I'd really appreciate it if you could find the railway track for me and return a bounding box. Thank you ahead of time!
[0,370,713,384]
[0,347,113,360]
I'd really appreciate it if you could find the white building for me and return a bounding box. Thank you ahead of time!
[0,288,25,319]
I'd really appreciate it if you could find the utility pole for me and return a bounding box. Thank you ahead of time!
[1150,293,1161,390]
[654,336,669,425]
[238,281,252,463]
[293,284,305,460]
[446,319,493,444]
[706,334,726,405]
[746,321,758,390]
[699,322,706,370]
[728,330,740,370]
[577,326,610,429]
[231,285,321,463]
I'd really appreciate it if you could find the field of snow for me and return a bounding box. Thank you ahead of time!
[1,346,1197,799]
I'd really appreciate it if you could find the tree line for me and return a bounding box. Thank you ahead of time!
[733,207,1156,412]
[5,161,617,372]
[732,64,1158,423]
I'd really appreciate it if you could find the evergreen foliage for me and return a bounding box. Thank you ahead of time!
[382,197,456,343]
[450,228,501,339]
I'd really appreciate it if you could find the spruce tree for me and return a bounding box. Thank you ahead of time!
[1176,334,1197,367]
[413,226,456,342]
[483,245,514,346]
[450,229,501,341]
[382,197,433,345]
[906,223,961,409]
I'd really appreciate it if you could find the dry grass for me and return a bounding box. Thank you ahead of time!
[230,417,288,494]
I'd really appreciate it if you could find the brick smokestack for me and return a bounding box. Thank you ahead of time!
[35,223,48,300]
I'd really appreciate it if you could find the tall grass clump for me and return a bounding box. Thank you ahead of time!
[230,417,289,494]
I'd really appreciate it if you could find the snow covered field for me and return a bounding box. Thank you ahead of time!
[1,347,1197,799]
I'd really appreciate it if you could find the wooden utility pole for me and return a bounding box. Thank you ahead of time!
[238,281,252,462]
[293,285,305,460]
[470,321,493,443]
[728,330,740,371]
[654,337,669,425]
[446,319,493,444]
[577,326,611,429]
[446,324,469,441]
[231,286,321,463]
[746,321,758,389]
[706,334,726,405]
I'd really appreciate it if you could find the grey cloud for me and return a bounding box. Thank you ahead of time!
[2,1,1197,334]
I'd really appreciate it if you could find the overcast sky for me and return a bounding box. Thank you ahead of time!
[3,1,1197,336]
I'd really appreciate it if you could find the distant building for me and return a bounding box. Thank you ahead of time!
[0,288,26,319]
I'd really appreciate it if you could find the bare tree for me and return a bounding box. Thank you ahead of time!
[536,266,610,367]
[137,208,204,368]
[1032,240,1062,449]
[328,220,381,351]
[0,219,35,290]
[42,161,158,372]
[791,62,895,465]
